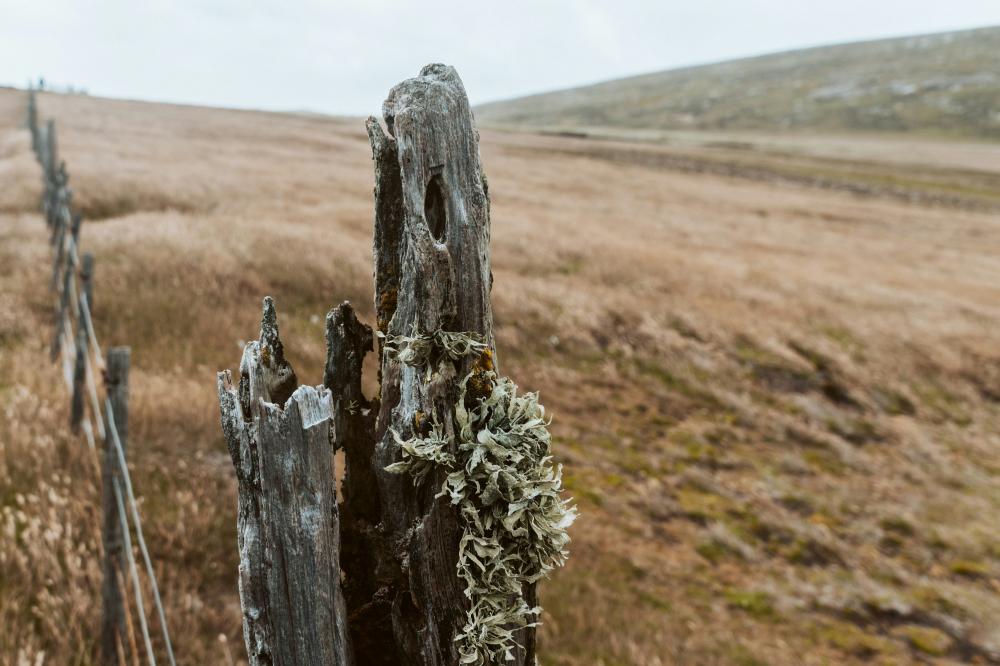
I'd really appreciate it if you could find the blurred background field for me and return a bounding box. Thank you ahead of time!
[1,32,1000,663]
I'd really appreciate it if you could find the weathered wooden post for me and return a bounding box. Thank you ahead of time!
[321,303,383,661]
[218,65,573,666]
[71,254,94,432]
[45,119,57,185]
[51,205,74,289]
[51,213,81,361]
[70,327,87,432]
[36,118,49,172]
[80,252,94,323]
[36,117,46,165]
[27,90,38,154]
[40,121,57,227]
[48,173,63,251]
[217,298,351,666]
[101,347,130,666]
[355,65,575,666]
[359,63,504,665]
[46,164,68,240]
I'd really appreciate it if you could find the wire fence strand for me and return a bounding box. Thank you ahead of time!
[112,477,158,666]
[106,401,178,666]
[30,91,176,665]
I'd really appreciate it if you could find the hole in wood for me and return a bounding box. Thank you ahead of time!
[424,174,447,242]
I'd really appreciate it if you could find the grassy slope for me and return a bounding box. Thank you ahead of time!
[2,90,1000,665]
[476,26,1000,139]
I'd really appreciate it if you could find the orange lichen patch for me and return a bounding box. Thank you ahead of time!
[466,349,496,403]
[413,409,431,437]
[474,348,494,373]
[377,288,397,332]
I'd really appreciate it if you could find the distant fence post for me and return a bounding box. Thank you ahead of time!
[217,299,351,666]
[51,205,76,289]
[101,347,130,666]
[45,119,57,186]
[71,254,94,433]
[27,89,38,153]
[81,252,94,317]
[70,328,87,432]
[51,213,80,361]
[29,94,175,664]
[50,203,66,279]
[47,170,63,248]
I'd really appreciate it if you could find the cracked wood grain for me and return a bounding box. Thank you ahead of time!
[218,298,351,666]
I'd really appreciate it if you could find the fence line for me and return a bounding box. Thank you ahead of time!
[26,88,176,666]
[106,400,177,666]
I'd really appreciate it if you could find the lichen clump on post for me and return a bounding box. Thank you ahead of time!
[383,330,577,665]
[382,327,488,377]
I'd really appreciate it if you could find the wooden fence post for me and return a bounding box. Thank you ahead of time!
[70,327,87,432]
[51,204,74,289]
[48,170,63,250]
[37,119,46,167]
[81,252,94,317]
[45,119,57,186]
[101,347,130,666]
[37,119,50,173]
[51,213,81,361]
[322,303,382,661]
[71,254,94,433]
[27,90,38,154]
[362,63,507,666]
[217,298,351,666]
[217,65,571,666]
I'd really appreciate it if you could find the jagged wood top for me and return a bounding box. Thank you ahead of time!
[216,298,350,666]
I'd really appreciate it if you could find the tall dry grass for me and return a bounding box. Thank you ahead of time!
[2,87,1000,664]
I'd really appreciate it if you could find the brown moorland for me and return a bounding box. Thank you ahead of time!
[2,87,1000,665]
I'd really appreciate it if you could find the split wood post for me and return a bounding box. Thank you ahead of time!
[101,347,130,666]
[217,298,351,666]
[322,303,382,661]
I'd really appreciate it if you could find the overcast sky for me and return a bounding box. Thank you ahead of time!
[2,1,999,115]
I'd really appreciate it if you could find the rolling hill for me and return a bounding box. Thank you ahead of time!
[476,26,1000,139]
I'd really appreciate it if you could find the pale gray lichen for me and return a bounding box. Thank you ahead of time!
[380,328,489,375]
[385,421,454,485]
[384,330,576,665]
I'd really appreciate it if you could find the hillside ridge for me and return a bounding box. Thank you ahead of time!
[476,25,1000,138]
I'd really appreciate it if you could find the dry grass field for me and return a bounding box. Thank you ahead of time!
[2,87,1000,665]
